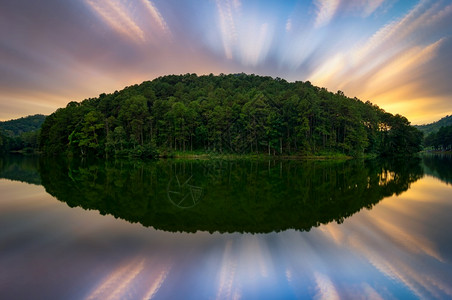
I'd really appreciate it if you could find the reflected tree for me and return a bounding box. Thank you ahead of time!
[35,157,424,234]
[0,154,432,234]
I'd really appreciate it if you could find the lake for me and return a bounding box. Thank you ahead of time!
[0,154,451,299]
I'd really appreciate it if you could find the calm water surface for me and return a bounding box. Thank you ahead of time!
[0,155,451,299]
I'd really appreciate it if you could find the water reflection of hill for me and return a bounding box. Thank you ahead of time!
[0,155,424,233]
[0,154,41,185]
[422,154,452,185]
[35,157,422,234]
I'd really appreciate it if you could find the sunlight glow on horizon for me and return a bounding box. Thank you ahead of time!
[0,0,451,124]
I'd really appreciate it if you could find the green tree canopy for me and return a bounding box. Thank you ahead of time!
[39,73,423,158]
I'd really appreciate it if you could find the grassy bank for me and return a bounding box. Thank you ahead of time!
[161,150,354,160]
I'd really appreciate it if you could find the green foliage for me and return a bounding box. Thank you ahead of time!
[378,114,423,156]
[39,73,422,158]
[73,111,105,155]
[424,125,452,151]
[415,115,452,136]
[0,131,9,153]
[0,114,46,137]
[415,115,452,151]
[0,114,46,153]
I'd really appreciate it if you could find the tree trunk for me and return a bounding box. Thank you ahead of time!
[280,137,283,154]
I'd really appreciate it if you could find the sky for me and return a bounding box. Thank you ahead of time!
[1,0,451,125]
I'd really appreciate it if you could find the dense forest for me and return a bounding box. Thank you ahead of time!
[0,132,7,153]
[0,114,45,153]
[39,73,422,158]
[414,115,452,152]
[423,125,452,151]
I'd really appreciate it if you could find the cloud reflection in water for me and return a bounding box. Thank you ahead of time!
[0,164,452,299]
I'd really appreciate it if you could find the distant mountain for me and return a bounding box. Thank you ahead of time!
[415,115,452,136]
[0,114,46,137]
[0,114,46,153]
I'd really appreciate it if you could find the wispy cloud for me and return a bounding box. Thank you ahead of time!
[84,0,170,43]
[1,0,451,123]
[140,0,170,35]
[362,283,385,300]
[346,0,387,17]
[215,0,274,66]
[142,268,171,300]
[365,39,444,98]
[85,257,172,300]
[216,240,238,300]
[305,1,452,123]
[85,0,146,42]
[314,0,340,28]
[238,22,273,66]
[314,272,340,300]
[357,0,386,16]
[362,0,386,17]
[285,18,292,32]
[352,1,433,63]
[86,258,146,300]
[216,0,238,59]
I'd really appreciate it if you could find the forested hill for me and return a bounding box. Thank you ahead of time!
[39,73,422,158]
[416,115,452,151]
[415,115,452,136]
[0,114,46,153]
[0,114,46,137]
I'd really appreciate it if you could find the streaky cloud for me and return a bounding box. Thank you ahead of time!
[313,272,340,300]
[216,0,238,60]
[215,0,275,66]
[361,0,386,17]
[84,0,171,43]
[0,0,451,124]
[306,0,452,123]
[140,0,171,36]
[85,0,146,42]
[314,0,340,28]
